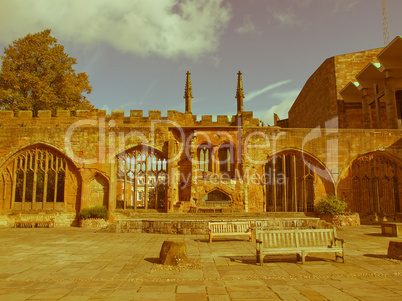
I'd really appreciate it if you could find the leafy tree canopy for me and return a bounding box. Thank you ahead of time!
[0,29,94,116]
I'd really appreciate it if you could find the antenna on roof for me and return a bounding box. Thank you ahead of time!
[382,0,391,45]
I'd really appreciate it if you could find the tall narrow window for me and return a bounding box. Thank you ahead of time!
[218,145,232,172]
[198,145,211,172]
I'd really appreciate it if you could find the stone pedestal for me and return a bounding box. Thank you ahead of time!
[381,223,402,237]
[159,241,187,266]
[388,241,402,260]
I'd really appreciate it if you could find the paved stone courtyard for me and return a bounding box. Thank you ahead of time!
[0,225,401,300]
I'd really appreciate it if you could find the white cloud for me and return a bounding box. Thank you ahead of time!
[257,89,300,126]
[236,15,261,35]
[333,0,359,13]
[271,8,302,27]
[245,80,292,102]
[0,0,232,59]
[260,98,293,126]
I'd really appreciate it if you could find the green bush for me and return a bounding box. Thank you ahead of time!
[79,205,108,220]
[315,195,347,216]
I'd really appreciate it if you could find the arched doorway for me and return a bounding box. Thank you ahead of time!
[116,146,168,211]
[0,145,80,211]
[339,152,402,214]
[265,151,334,212]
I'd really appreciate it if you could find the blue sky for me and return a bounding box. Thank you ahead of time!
[1,0,402,125]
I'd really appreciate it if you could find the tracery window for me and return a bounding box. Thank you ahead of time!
[117,146,167,210]
[265,152,333,213]
[198,145,211,172]
[0,147,76,211]
[349,153,401,214]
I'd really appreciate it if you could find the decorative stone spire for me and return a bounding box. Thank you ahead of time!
[236,71,244,115]
[184,71,193,114]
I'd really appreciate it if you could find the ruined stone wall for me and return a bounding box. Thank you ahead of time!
[0,109,401,218]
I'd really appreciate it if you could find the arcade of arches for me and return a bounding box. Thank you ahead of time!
[2,38,402,225]
[1,143,401,221]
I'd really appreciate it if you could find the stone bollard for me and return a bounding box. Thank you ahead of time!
[388,241,402,260]
[159,241,187,266]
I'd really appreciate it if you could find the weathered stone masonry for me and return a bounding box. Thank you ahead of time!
[0,108,401,223]
[2,39,402,225]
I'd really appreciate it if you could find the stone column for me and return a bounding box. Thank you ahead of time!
[384,73,399,129]
[109,162,117,211]
[79,168,92,210]
[362,89,373,129]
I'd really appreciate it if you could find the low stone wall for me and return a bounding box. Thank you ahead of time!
[115,217,322,234]
[79,218,110,228]
[318,213,361,226]
[0,212,76,227]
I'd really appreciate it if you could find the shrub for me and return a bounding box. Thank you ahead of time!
[315,195,347,216]
[79,205,108,220]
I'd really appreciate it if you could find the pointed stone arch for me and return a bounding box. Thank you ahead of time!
[0,143,81,212]
[264,149,335,213]
[201,188,232,207]
[338,151,402,215]
[116,145,168,211]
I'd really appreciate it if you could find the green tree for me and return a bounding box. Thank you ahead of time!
[0,29,94,116]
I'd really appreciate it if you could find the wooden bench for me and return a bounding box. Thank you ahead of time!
[255,227,345,265]
[208,221,254,242]
[14,214,55,228]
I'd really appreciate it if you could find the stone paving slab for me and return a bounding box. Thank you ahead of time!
[0,225,401,300]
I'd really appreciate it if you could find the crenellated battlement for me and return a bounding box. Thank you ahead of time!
[0,109,262,127]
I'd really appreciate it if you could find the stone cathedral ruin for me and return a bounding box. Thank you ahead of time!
[1,37,402,226]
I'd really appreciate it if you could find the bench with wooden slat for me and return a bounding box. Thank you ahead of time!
[14,214,55,228]
[208,221,254,242]
[255,227,345,265]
